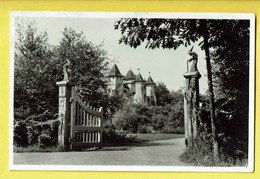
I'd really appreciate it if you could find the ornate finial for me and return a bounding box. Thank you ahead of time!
[138,68,140,74]
[63,59,70,81]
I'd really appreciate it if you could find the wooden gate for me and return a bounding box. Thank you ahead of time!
[69,86,103,150]
[56,80,103,151]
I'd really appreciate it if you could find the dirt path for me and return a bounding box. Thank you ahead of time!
[13,138,189,166]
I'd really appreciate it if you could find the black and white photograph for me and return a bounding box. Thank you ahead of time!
[10,12,255,172]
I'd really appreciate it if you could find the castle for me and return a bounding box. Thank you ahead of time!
[107,64,157,104]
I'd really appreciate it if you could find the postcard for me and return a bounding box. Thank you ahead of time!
[10,11,255,172]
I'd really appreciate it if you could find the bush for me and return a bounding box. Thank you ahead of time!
[180,133,214,166]
[13,111,60,149]
[112,103,184,134]
[162,126,184,134]
[13,121,29,147]
[103,122,136,145]
[137,125,154,134]
[180,132,248,166]
[38,133,52,148]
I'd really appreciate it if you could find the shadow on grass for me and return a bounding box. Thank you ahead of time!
[103,139,179,150]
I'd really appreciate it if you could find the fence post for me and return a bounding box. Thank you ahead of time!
[183,71,201,147]
[56,81,73,150]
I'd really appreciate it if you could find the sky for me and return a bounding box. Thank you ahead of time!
[18,16,208,93]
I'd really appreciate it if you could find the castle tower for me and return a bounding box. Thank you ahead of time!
[145,75,156,105]
[134,73,146,103]
[107,64,124,93]
[123,69,136,97]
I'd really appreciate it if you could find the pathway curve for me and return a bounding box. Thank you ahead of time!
[13,138,190,166]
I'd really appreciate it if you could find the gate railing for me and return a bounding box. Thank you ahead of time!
[70,86,103,150]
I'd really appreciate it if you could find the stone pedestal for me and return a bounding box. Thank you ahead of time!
[56,81,73,150]
[183,71,201,147]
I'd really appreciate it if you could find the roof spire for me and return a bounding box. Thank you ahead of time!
[107,63,124,77]
[146,72,155,85]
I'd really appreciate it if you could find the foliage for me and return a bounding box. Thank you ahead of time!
[180,131,248,166]
[55,27,109,107]
[13,121,29,147]
[112,103,140,133]
[154,82,174,106]
[114,18,241,50]
[211,20,250,154]
[13,110,60,149]
[102,122,137,145]
[14,19,57,115]
[112,89,184,134]
[14,20,112,148]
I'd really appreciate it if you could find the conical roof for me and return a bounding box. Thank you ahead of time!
[145,76,155,85]
[135,73,145,82]
[107,64,124,77]
[124,69,136,80]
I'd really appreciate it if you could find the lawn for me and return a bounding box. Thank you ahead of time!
[127,133,185,142]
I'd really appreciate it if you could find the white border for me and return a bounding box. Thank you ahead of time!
[9,11,255,172]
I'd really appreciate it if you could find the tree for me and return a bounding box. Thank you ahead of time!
[211,20,250,154]
[154,82,174,106]
[14,19,57,116]
[54,27,109,107]
[114,18,240,161]
[14,21,113,148]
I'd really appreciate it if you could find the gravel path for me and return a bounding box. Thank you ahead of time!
[13,138,189,166]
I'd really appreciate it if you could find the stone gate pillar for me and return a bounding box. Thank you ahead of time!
[56,81,72,150]
[183,50,201,147]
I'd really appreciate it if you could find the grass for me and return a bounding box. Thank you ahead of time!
[180,135,248,167]
[127,133,184,142]
[13,145,63,153]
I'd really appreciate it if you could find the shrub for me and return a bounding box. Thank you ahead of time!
[38,133,52,148]
[13,121,29,147]
[180,132,248,166]
[27,125,43,145]
[162,126,184,134]
[180,133,214,166]
[13,111,60,149]
[103,122,136,145]
[112,103,139,133]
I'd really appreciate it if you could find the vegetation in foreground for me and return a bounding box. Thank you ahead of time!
[180,133,248,167]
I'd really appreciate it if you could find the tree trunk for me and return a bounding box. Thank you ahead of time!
[202,20,219,162]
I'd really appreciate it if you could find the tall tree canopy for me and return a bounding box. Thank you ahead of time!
[14,21,110,119]
[55,27,109,107]
[14,20,57,114]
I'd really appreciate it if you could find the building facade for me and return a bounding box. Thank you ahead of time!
[107,64,156,104]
